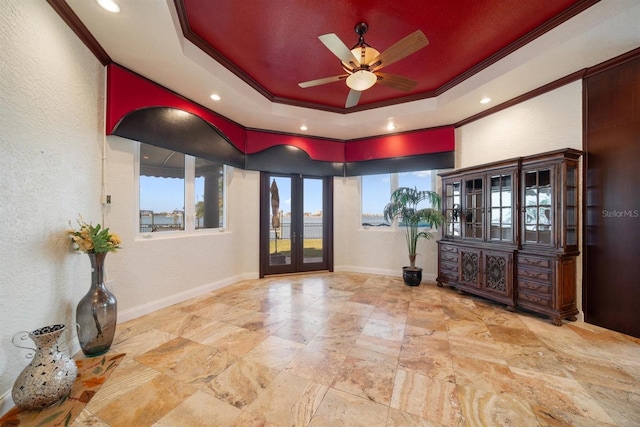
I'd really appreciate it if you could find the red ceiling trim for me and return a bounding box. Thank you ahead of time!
[106,65,246,151]
[47,0,112,66]
[107,64,454,163]
[345,127,454,162]
[246,130,345,162]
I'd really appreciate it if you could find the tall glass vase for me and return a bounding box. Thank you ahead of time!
[76,252,117,356]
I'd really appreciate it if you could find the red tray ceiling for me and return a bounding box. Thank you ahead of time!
[178,0,590,112]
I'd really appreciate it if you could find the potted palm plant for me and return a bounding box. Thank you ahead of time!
[383,187,445,286]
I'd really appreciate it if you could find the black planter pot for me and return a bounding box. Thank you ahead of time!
[402,267,422,286]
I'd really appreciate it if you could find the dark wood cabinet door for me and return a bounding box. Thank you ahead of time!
[585,57,640,338]
[483,250,512,299]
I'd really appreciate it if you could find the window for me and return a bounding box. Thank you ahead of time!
[361,174,392,226]
[139,143,225,233]
[361,170,434,227]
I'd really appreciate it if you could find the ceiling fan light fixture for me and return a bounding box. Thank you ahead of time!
[346,70,377,91]
[351,46,380,65]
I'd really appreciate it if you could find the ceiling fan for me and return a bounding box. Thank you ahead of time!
[298,22,429,108]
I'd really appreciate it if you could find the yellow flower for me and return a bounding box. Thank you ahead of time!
[68,216,121,254]
[109,233,122,246]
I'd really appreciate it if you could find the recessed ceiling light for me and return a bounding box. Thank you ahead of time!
[97,0,120,13]
[210,94,221,101]
[300,125,308,131]
[480,97,491,104]
[386,123,396,131]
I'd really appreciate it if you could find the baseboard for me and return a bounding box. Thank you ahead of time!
[0,390,14,417]
[117,272,258,323]
[334,265,400,277]
[334,265,437,282]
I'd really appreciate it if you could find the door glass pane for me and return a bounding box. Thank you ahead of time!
[303,178,323,264]
[269,176,291,266]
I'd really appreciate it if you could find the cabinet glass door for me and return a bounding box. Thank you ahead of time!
[465,178,484,239]
[524,169,552,245]
[444,181,461,237]
[566,165,577,247]
[489,174,513,242]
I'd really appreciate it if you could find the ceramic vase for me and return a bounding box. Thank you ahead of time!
[11,324,78,411]
[76,252,117,356]
[402,266,422,286]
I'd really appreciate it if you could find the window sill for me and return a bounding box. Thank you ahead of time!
[136,228,229,241]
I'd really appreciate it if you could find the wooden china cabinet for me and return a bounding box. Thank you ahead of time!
[437,148,582,325]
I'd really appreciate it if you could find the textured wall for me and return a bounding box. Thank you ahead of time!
[103,136,260,320]
[456,82,582,167]
[0,0,104,410]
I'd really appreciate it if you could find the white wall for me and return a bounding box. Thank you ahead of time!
[0,0,104,412]
[103,136,259,321]
[456,82,582,168]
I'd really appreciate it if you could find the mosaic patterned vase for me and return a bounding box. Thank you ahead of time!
[76,252,117,356]
[11,324,78,411]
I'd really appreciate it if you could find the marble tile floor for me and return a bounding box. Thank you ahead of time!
[73,273,640,426]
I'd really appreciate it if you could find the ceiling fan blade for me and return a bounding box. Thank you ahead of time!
[368,30,428,72]
[298,74,349,88]
[375,72,418,92]
[345,89,362,108]
[318,33,360,68]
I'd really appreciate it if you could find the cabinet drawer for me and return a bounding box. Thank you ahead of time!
[440,244,459,254]
[518,278,551,295]
[518,290,551,307]
[440,252,459,263]
[439,269,458,281]
[518,268,551,282]
[441,261,458,273]
[518,255,551,269]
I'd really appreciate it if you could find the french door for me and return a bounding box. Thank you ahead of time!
[260,172,333,277]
